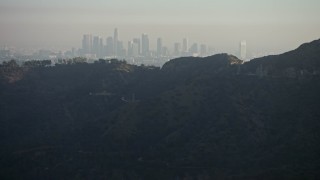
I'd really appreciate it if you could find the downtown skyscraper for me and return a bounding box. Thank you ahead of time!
[82,34,92,55]
[92,36,104,58]
[174,42,181,57]
[106,36,113,57]
[157,38,162,57]
[114,28,118,57]
[182,38,189,53]
[240,40,247,60]
[141,33,149,57]
[133,38,141,55]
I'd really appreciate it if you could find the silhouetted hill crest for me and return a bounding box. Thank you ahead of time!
[296,38,320,51]
[243,39,320,77]
[162,54,242,76]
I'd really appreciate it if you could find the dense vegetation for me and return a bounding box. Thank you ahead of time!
[1,39,320,179]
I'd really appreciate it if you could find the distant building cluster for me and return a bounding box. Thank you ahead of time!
[70,28,215,66]
[0,28,250,66]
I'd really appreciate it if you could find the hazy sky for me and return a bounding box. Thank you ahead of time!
[1,0,320,54]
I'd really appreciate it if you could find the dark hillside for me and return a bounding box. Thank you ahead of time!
[1,40,320,179]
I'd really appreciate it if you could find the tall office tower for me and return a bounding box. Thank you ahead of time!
[157,38,163,57]
[200,44,207,57]
[189,43,198,55]
[117,41,126,57]
[141,33,149,56]
[99,37,104,58]
[162,46,169,57]
[114,28,118,56]
[82,34,92,54]
[133,38,141,55]
[132,43,139,57]
[72,47,77,57]
[240,40,247,60]
[174,42,181,56]
[92,36,100,57]
[106,36,114,57]
[127,41,133,57]
[182,38,188,53]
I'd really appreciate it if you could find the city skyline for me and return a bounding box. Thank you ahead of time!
[1,0,320,55]
[78,28,214,59]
